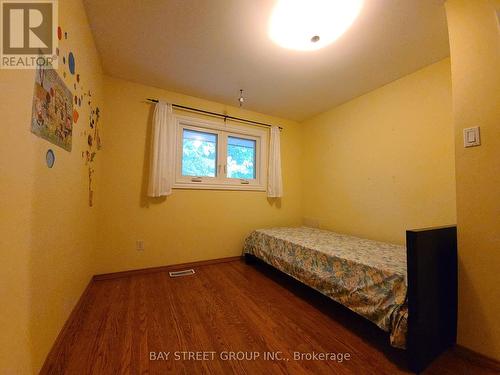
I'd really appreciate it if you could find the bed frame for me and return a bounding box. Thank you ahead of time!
[245,225,457,373]
[406,226,457,372]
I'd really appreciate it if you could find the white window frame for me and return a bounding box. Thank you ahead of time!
[173,115,268,191]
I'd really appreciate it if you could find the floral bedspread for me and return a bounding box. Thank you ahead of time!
[243,227,408,348]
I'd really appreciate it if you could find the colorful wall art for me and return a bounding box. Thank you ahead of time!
[57,24,103,207]
[30,22,104,206]
[31,67,74,151]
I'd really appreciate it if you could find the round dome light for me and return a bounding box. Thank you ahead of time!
[268,0,364,51]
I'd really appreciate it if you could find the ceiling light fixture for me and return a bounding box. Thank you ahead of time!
[268,0,364,51]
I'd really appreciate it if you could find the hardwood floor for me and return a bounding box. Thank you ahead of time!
[41,259,496,374]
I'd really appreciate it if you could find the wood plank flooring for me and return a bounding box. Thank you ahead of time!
[41,259,497,374]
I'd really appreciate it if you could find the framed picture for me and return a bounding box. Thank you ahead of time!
[31,67,73,151]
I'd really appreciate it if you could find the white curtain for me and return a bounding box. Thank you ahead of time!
[148,102,175,197]
[267,125,283,198]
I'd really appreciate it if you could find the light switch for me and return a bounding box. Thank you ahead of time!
[467,131,476,143]
[463,127,481,148]
[136,240,145,251]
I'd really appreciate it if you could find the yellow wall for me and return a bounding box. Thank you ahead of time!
[0,0,103,373]
[300,59,457,244]
[1,0,497,370]
[445,0,500,360]
[95,76,303,274]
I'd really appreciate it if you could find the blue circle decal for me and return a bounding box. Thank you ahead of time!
[46,149,55,168]
[68,52,76,75]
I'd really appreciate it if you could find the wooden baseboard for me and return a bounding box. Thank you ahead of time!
[93,255,243,281]
[454,345,500,371]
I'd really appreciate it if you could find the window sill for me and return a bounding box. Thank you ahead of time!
[173,182,266,192]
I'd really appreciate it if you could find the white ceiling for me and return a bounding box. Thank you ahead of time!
[83,0,450,122]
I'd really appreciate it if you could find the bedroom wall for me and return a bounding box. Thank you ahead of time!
[95,76,302,274]
[300,59,457,244]
[445,0,500,360]
[0,0,104,373]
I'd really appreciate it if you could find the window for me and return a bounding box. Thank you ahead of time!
[174,116,267,190]
[181,129,217,178]
[227,136,256,179]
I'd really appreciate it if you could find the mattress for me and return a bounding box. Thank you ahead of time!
[243,226,408,348]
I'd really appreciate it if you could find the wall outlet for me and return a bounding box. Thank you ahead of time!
[136,240,145,251]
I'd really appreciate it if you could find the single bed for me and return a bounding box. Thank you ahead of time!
[243,225,457,373]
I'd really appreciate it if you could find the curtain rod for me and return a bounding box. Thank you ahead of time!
[146,98,282,130]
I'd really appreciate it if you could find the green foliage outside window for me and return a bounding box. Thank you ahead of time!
[227,137,256,179]
[181,130,256,180]
[182,130,217,177]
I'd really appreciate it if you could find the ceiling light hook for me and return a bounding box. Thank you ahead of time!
[238,89,245,108]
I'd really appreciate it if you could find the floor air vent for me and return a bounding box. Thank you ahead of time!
[169,269,195,278]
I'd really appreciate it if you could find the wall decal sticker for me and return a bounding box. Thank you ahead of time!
[68,52,75,74]
[46,149,55,168]
[55,24,102,206]
[88,167,94,207]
